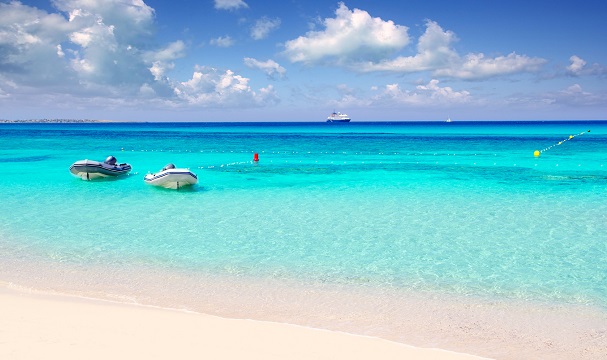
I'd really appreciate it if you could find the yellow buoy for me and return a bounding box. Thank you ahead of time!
[569,135,573,139]
[533,150,540,157]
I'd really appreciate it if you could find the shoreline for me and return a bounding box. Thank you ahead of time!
[0,283,488,360]
[2,259,607,360]
[2,226,607,359]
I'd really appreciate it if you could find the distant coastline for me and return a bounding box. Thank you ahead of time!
[0,119,110,123]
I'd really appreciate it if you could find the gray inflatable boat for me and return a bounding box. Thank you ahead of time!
[70,156,132,180]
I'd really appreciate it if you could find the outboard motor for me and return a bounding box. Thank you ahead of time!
[104,156,117,165]
[162,163,176,171]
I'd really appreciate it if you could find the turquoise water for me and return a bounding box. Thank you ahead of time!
[1,121,606,308]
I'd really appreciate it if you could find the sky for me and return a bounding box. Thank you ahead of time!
[0,0,606,121]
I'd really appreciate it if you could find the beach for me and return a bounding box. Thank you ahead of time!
[1,284,487,360]
[2,263,606,360]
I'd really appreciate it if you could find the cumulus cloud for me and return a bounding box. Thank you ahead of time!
[357,20,545,80]
[567,55,586,75]
[251,17,281,40]
[145,41,185,82]
[373,79,471,106]
[55,0,155,43]
[563,84,584,95]
[283,5,545,80]
[0,1,75,85]
[566,55,607,76]
[434,52,546,80]
[509,83,607,109]
[214,0,248,11]
[319,79,473,110]
[173,65,278,107]
[243,58,286,79]
[415,79,470,101]
[210,35,235,47]
[556,84,605,105]
[283,2,409,64]
[0,0,159,92]
[356,20,456,73]
[62,1,157,88]
[0,0,274,109]
[149,40,186,62]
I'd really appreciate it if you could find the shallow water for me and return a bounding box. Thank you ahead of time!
[1,121,606,358]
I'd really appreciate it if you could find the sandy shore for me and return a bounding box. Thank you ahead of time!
[0,284,488,360]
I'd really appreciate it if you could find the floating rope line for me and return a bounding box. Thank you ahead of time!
[534,130,590,157]
[198,159,605,171]
[118,141,604,169]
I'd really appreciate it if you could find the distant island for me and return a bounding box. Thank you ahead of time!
[0,119,109,123]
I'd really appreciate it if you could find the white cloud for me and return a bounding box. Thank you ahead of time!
[509,84,607,109]
[0,0,160,92]
[145,40,186,80]
[149,61,173,81]
[251,17,281,40]
[567,55,586,75]
[60,0,156,84]
[173,66,278,107]
[566,55,607,77]
[357,20,546,80]
[356,20,456,72]
[0,76,15,98]
[55,0,155,43]
[148,40,186,62]
[0,0,275,110]
[435,52,546,80]
[563,84,584,95]
[139,83,156,97]
[283,2,409,64]
[243,58,286,79]
[56,44,65,57]
[553,84,606,106]
[283,8,544,81]
[416,79,471,101]
[0,1,74,85]
[214,0,248,11]
[210,35,235,47]
[372,79,471,106]
[316,79,473,110]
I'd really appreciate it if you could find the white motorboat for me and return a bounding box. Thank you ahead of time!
[144,163,198,189]
[69,156,132,180]
[326,111,351,122]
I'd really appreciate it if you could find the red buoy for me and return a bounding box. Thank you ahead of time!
[253,153,259,162]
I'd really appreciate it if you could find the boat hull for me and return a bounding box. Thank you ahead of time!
[69,160,132,180]
[144,169,198,189]
[326,119,351,122]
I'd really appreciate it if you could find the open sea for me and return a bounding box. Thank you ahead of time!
[1,120,606,359]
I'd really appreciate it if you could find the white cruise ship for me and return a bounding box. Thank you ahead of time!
[326,111,351,122]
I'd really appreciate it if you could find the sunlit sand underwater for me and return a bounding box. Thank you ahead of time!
[1,121,606,359]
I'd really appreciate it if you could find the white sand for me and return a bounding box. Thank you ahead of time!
[0,285,489,360]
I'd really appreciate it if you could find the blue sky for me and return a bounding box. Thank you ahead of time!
[1,0,606,121]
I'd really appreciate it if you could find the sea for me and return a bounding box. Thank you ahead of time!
[1,121,606,359]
